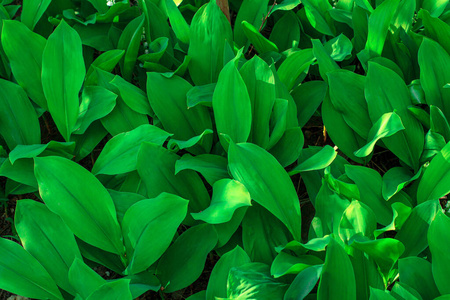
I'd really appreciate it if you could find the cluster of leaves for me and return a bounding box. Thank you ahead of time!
[0,0,450,299]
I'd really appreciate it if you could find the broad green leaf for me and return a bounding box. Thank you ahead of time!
[117,14,145,81]
[188,0,232,85]
[175,154,229,186]
[125,271,160,298]
[417,141,450,203]
[156,224,218,293]
[147,72,213,154]
[93,125,171,175]
[187,83,215,108]
[284,265,323,300]
[0,158,37,189]
[290,145,337,174]
[339,201,377,243]
[362,0,400,62]
[271,253,323,278]
[374,202,412,238]
[355,112,405,157]
[317,236,356,300]
[213,60,252,150]
[327,69,371,139]
[137,142,210,220]
[68,258,105,299]
[138,35,168,64]
[167,129,213,152]
[0,238,62,300]
[192,179,251,224]
[42,20,85,142]
[302,0,335,36]
[227,263,289,299]
[398,257,440,300]
[233,0,269,49]
[110,75,152,116]
[269,127,304,167]
[419,9,450,54]
[34,156,125,257]
[292,81,327,128]
[109,189,145,224]
[73,86,117,135]
[75,238,125,274]
[382,167,422,200]
[21,0,52,30]
[322,94,368,164]
[430,105,450,141]
[390,282,423,300]
[9,141,75,164]
[365,62,423,170]
[370,287,396,300]
[312,39,340,82]
[418,38,450,120]
[242,21,279,54]
[324,34,353,61]
[122,193,188,275]
[395,200,440,257]
[421,0,449,18]
[85,49,125,85]
[1,20,47,109]
[242,203,293,264]
[229,142,302,241]
[165,0,189,45]
[350,235,404,279]
[206,246,251,300]
[277,49,316,91]
[392,0,415,33]
[73,121,108,161]
[277,236,331,255]
[239,56,275,148]
[324,167,360,201]
[15,200,82,294]
[269,11,300,52]
[0,79,40,149]
[345,165,392,225]
[428,211,450,295]
[86,279,132,300]
[268,98,289,149]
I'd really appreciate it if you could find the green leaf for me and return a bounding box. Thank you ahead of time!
[398,257,440,300]
[292,81,327,128]
[269,127,304,167]
[317,236,356,300]
[417,141,450,203]
[419,9,450,54]
[327,69,371,139]
[34,156,125,257]
[156,224,218,293]
[290,145,337,174]
[365,62,423,170]
[324,34,353,61]
[122,193,188,275]
[227,263,289,299]
[110,75,152,116]
[395,200,440,257]
[312,39,340,82]
[188,0,232,85]
[175,154,229,186]
[73,121,108,161]
[234,0,269,49]
[301,0,335,36]
[339,200,377,243]
[277,49,316,91]
[21,0,52,30]
[68,258,105,299]
[147,72,213,154]
[355,112,405,157]
[167,129,213,152]
[242,21,279,54]
[15,200,82,295]
[85,49,125,85]
[137,142,210,220]
[390,282,423,300]
[165,0,189,45]
[284,265,323,300]
[382,167,422,201]
[0,79,40,149]
[187,83,215,108]
[269,11,301,52]
[93,125,171,175]
[271,253,323,278]
[1,20,47,110]
[421,0,449,18]
[239,55,276,149]
[229,142,302,241]
[350,235,404,280]
[9,141,75,164]
[117,14,145,81]
[206,246,251,300]
[0,237,62,300]
[213,60,252,150]
[430,105,450,141]
[418,38,450,120]
[428,211,450,295]
[86,279,132,300]
[42,20,85,142]
[74,86,117,135]
[191,179,251,224]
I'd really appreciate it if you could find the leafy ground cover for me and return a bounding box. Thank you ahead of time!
[0,0,450,299]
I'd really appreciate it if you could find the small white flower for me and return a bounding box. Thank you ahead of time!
[143,42,148,48]
[107,0,115,7]
[144,49,149,54]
